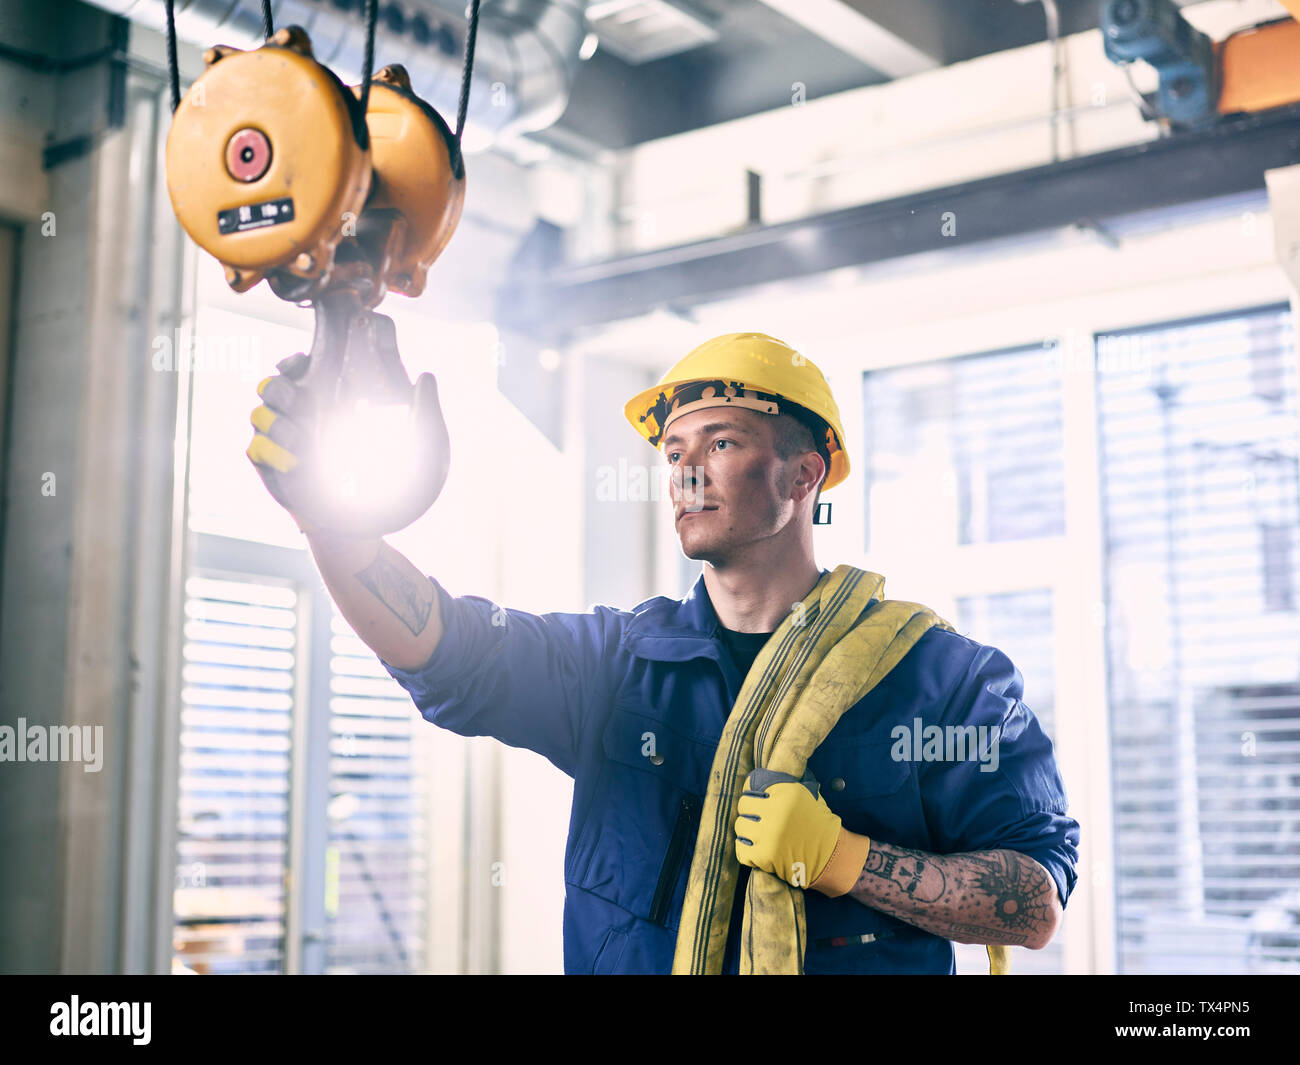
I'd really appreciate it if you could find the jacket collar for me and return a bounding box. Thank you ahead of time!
[621,567,832,663]
[621,570,721,662]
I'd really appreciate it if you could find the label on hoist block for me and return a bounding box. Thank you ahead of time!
[217,197,296,235]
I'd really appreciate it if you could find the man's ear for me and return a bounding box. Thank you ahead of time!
[792,450,825,502]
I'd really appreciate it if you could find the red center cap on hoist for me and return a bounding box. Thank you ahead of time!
[225,128,272,182]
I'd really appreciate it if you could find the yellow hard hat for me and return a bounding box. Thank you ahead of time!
[624,332,849,491]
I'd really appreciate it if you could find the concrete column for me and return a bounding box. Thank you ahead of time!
[0,0,188,974]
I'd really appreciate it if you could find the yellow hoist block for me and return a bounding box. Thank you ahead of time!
[354,64,467,299]
[164,26,372,295]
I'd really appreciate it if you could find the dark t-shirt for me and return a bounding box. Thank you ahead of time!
[716,624,774,683]
[715,624,775,972]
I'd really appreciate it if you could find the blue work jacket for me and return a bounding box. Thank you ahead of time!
[382,569,1080,974]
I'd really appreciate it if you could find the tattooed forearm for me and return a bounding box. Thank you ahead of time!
[354,543,434,636]
[848,842,1061,949]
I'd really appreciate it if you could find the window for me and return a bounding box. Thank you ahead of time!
[862,344,1066,552]
[1097,304,1300,974]
[184,297,312,550]
[172,539,435,974]
[173,575,295,974]
[326,608,431,973]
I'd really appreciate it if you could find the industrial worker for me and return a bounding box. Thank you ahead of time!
[248,331,1080,974]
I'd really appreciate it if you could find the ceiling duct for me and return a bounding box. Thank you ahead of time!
[86,0,591,145]
[584,0,718,64]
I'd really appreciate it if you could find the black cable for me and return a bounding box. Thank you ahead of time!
[163,0,180,112]
[260,0,274,39]
[359,0,379,120]
[454,0,481,142]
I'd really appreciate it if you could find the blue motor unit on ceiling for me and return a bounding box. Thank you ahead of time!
[1101,0,1218,128]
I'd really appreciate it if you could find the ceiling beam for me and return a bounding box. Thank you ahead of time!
[751,0,941,78]
[500,105,1300,337]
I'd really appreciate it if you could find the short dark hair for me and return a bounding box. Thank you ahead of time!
[770,403,831,499]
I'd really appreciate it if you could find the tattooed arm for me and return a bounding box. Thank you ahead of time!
[304,532,443,671]
[845,841,1063,949]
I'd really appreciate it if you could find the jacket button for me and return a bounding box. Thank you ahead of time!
[650,753,665,766]
[829,777,846,792]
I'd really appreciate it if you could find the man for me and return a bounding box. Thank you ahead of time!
[248,331,1080,974]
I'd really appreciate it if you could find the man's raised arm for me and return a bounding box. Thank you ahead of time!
[304,532,443,672]
[246,351,617,779]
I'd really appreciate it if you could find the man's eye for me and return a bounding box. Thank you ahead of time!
[714,439,732,450]
[666,452,680,464]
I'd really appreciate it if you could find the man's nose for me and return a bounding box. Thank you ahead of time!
[672,454,706,505]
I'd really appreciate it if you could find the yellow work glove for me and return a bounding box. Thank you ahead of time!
[735,768,872,897]
[247,352,320,533]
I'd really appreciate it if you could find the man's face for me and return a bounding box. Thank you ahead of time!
[661,406,802,564]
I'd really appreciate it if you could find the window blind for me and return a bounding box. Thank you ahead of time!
[173,575,296,974]
[1097,304,1300,974]
[325,609,430,973]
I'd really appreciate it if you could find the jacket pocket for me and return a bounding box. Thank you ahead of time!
[805,736,922,844]
[648,793,701,926]
[601,703,719,793]
[571,705,718,921]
